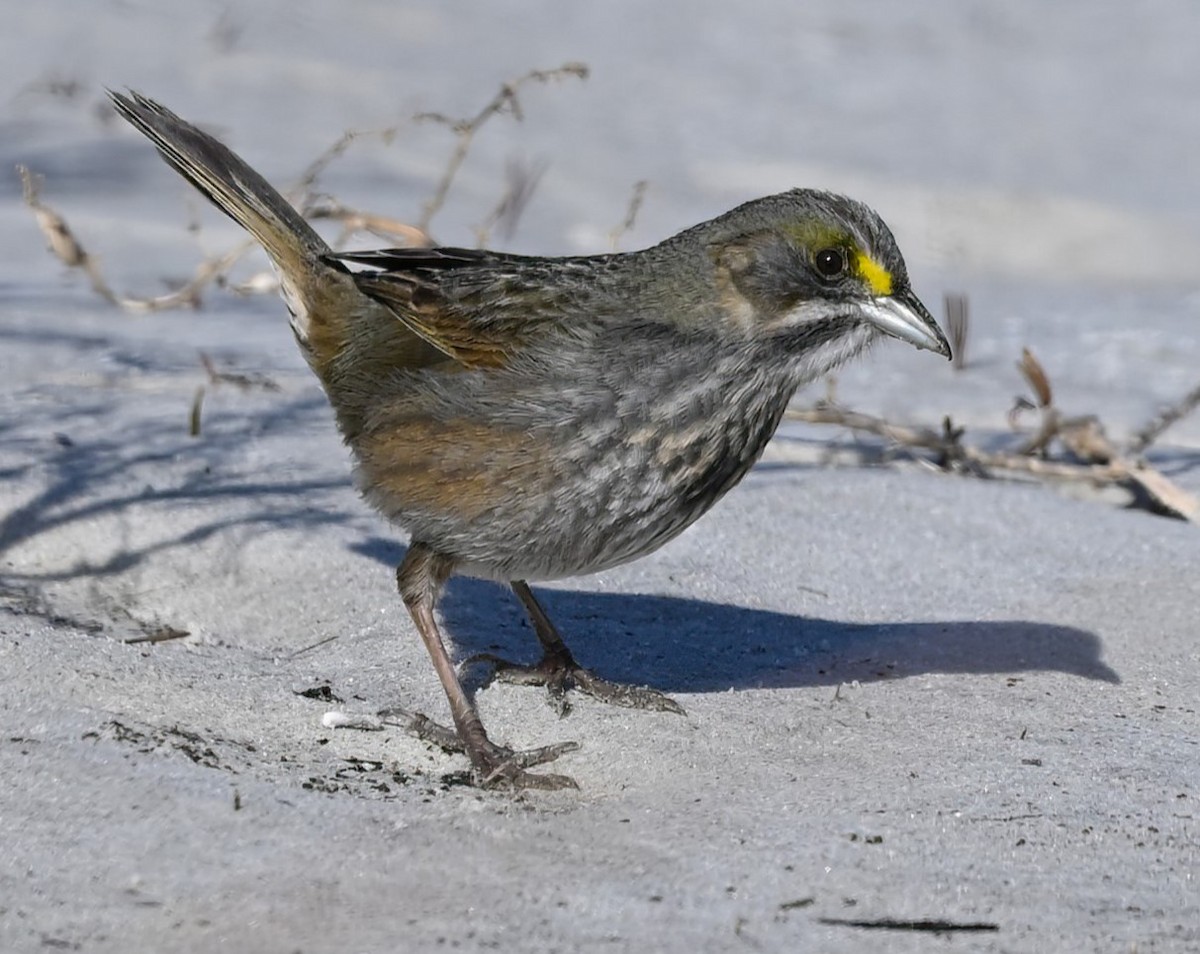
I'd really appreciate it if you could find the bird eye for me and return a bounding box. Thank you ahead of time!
[814,247,846,279]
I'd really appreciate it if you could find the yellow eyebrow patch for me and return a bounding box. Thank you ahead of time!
[854,251,894,297]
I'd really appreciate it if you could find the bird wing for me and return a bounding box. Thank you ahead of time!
[330,247,600,370]
[334,246,501,272]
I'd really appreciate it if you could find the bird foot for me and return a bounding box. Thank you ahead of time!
[473,738,580,790]
[378,703,580,790]
[461,651,686,718]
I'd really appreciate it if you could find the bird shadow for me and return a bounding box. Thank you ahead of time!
[0,383,354,579]
[0,302,1117,697]
[348,537,1119,693]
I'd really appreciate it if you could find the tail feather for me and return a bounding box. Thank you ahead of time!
[108,90,329,272]
[110,90,358,383]
[111,90,451,441]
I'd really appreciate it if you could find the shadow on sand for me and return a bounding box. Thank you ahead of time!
[349,536,1119,694]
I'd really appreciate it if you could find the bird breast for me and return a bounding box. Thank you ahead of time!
[353,334,798,581]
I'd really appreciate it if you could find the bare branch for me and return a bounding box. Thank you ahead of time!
[290,126,404,206]
[25,65,589,314]
[609,180,648,251]
[473,157,547,248]
[1124,467,1200,521]
[415,62,588,233]
[198,352,281,393]
[785,401,1198,523]
[20,162,263,312]
[118,237,259,312]
[1057,416,1116,465]
[1126,381,1200,455]
[1012,404,1062,457]
[305,197,433,249]
[189,352,281,437]
[788,405,946,452]
[19,165,118,304]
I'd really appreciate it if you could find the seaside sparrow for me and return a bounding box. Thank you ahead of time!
[111,91,950,789]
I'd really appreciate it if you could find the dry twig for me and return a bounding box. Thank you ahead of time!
[23,65,589,313]
[473,157,548,247]
[198,352,281,393]
[19,165,118,304]
[26,78,1196,523]
[304,197,433,249]
[414,62,588,233]
[290,125,405,211]
[124,237,260,313]
[1126,382,1200,456]
[189,352,281,436]
[20,161,261,312]
[609,180,648,251]
[786,346,1200,524]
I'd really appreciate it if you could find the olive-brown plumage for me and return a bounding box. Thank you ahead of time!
[111,90,950,788]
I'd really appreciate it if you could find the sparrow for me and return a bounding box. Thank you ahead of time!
[110,90,950,789]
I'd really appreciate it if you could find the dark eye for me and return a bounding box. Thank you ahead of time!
[814,247,846,279]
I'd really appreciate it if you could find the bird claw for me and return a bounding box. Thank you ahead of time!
[461,652,686,718]
[377,704,464,752]
[479,759,579,791]
[378,702,580,789]
[502,739,582,768]
[571,668,686,715]
[473,737,580,790]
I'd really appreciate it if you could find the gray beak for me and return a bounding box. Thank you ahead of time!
[860,289,952,359]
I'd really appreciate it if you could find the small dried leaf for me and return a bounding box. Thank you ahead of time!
[1124,468,1199,522]
[20,165,120,303]
[189,387,205,437]
[1018,347,1053,408]
[20,165,88,267]
[34,205,88,267]
[1059,417,1115,464]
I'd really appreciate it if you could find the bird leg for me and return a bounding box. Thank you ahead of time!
[463,580,685,718]
[396,544,578,790]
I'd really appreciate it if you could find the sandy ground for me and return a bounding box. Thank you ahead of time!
[2,2,1199,952]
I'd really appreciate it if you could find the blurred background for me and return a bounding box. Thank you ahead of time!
[5,2,1198,270]
[3,0,1199,438]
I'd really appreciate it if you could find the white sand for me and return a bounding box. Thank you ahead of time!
[2,2,1198,951]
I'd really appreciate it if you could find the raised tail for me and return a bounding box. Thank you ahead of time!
[109,90,330,277]
[110,90,450,441]
[110,91,358,391]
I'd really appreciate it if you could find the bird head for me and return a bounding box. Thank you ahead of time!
[703,189,951,364]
